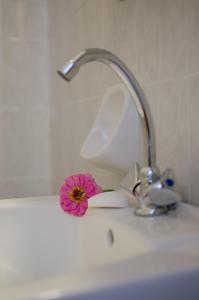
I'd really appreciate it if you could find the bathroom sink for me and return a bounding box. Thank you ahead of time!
[1,195,199,299]
[0,196,153,289]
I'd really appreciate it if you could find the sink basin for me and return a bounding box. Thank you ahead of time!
[0,196,152,288]
[1,195,199,299]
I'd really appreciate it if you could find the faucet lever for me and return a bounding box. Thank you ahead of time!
[134,167,182,216]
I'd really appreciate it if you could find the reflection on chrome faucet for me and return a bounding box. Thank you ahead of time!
[57,48,182,217]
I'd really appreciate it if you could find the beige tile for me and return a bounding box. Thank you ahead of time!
[143,84,159,156]
[143,84,158,127]
[155,78,189,200]
[2,0,199,203]
[1,0,48,41]
[51,0,137,102]
[50,0,110,102]
[48,0,88,34]
[0,177,52,199]
[47,0,77,41]
[133,0,161,85]
[0,0,2,37]
[66,0,107,100]
[102,0,138,86]
[185,0,199,74]
[102,0,137,56]
[50,97,101,175]
[187,74,199,205]
[0,108,51,179]
[158,0,189,80]
[73,0,104,49]
[50,96,123,191]
[1,40,49,108]
[49,0,199,206]
[75,161,123,190]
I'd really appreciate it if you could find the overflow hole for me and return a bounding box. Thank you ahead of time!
[107,229,114,247]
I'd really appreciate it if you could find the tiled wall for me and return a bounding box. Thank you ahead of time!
[49,0,199,205]
[1,0,199,205]
[48,0,124,192]
[0,0,52,198]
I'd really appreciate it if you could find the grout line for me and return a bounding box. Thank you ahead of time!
[186,77,191,202]
[144,71,199,88]
[0,176,52,182]
[63,93,104,104]
[54,71,199,106]
[71,0,90,17]
[0,106,50,113]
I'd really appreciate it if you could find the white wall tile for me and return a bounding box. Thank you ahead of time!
[0,0,52,199]
[49,0,113,102]
[1,0,48,41]
[1,40,49,109]
[50,97,101,176]
[155,78,189,199]
[0,108,51,179]
[133,0,161,84]
[187,75,199,205]
[185,0,199,74]
[50,95,122,193]
[0,177,52,199]
[102,0,137,87]
[157,0,189,81]
[49,0,199,205]
[1,0,199,205]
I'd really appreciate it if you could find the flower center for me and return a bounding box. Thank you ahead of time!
[69,187,86,204]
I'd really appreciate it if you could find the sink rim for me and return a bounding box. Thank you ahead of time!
[0,195,199,300]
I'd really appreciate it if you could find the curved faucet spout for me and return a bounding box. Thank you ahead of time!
[57,48,156,169]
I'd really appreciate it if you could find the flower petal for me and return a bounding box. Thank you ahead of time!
[81,200,88,209]
[65,176,75,188]
[78,175,85,187]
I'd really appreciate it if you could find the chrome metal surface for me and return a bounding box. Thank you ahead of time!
[135,203,169,217]
[58,48,182,217]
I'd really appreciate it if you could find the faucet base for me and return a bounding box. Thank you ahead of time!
[135,204,168,217]
[135,202,178,217]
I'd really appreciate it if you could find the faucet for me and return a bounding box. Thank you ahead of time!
[57,48,182,217]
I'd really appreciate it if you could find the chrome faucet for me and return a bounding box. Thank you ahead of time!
[57,48,182,217]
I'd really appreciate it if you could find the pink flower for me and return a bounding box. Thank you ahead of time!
[60,173,102,216]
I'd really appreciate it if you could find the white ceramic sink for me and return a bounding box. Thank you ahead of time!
[1,195,199,300]
[0,196,151,288]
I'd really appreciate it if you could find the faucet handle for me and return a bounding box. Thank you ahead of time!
[148,168,182,209]
[148,188,182,207]
[135,187,182,217]
[159,168,175,188]
[134,167,182,216]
